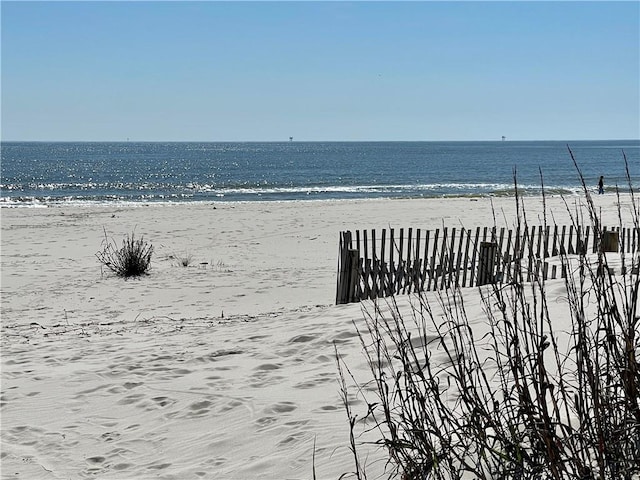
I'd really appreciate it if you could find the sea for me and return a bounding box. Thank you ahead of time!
[1,140,638,207]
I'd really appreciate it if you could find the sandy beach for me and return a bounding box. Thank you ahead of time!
[1,194,633,479]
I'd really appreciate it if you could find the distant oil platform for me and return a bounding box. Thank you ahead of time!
[289,136,294,142]
[501,136,506,141]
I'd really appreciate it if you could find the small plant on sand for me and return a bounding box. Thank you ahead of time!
[338,151,640,479]
[171,251,194,267]
[96,228,154,277]
[179,253,194,267]
[213,259,230,271]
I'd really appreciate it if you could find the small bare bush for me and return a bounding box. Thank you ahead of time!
[170,251,193,267]
[96,229,154,277]
[179,253,194,267]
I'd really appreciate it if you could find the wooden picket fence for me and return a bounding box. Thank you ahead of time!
[336,224,640,304]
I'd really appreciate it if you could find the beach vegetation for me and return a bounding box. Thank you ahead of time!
[96,228,154,277]
[338,151,640,479]
[170,251,194,267]
[213,259,230,272]
[179,253,194,267]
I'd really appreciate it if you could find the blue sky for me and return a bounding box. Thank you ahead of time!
[2,1,638,141]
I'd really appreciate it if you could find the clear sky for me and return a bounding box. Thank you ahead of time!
[1,1,639,142]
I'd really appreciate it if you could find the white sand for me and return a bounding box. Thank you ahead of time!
[1,195,633,479]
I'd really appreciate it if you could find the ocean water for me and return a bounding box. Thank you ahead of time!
[1,140,638,207]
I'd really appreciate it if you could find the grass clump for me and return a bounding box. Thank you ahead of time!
[96,228,154,277]
[178,253,194,267]
[338,151,640,479]
[168,251,194,267]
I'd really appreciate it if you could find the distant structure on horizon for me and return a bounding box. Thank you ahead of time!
[502,136,506,141]
[289,136,294,142]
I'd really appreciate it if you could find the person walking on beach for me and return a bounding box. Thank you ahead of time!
[598,176,604,194]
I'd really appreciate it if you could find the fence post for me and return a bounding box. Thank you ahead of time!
[601,230,619,252]
[477,241,498,286]
[347,249,360,302]
[336,231,353,304]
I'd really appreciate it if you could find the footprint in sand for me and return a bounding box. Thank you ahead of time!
[317,404,339,412]
[249,363,285,388]
[254,416,277,429]
[190,400,212,411]
[254,363,281,371]
[86,456,106,464]
[100,431,121,442]
[150,396,175,408]
[332,329,360,344]
[219,398,243,413]
[277,431,306,447]
[293,372,334,389]
[117,393,145,405]
[288,334,317,343]
[83,456,108,476]
[123,381,143,390]
[185,399,216,418]
[169,367,192,377]
[263,401,297,415]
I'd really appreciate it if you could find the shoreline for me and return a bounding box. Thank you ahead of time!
[0,189,623,209]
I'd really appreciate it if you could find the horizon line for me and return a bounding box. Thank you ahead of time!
[2,138,639,143]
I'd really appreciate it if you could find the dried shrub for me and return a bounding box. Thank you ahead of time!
[168,251,194,267]
[178,253,194,267]
[96,228,154,277]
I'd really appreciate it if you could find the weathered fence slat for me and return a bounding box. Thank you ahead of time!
[543,225,551,258]
[446,228,457,288]
[335,231,351,304]
[403,228,412,294]
[438,228,449,290]
[567,225,574,254]
[559,225,567,255]
[462,228,472,287]
[454,229,465,287]
[428,229,439,291]
[536,225,543,259]
[468,227,481,288]
[504,228,514,282]
[349,253,360,302]
[363,229,368,266]
[551,225,558,256]
[420,230,430,292]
